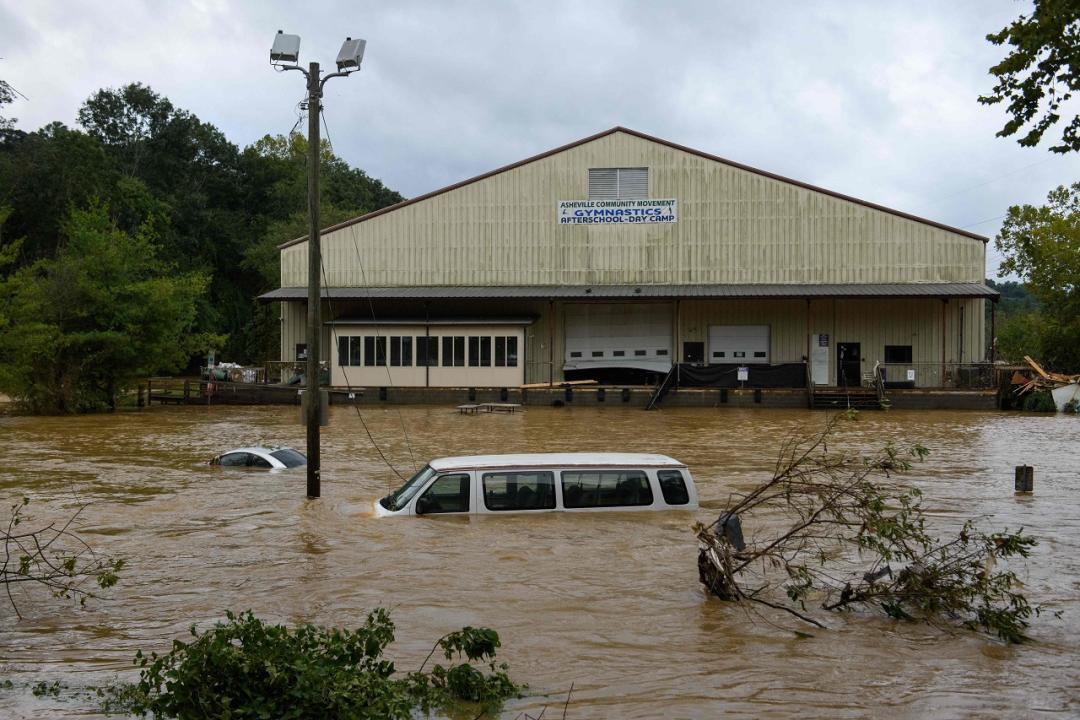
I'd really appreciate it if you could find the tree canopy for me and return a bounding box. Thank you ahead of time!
[0,204,214,412]
[0,81,404,405]
[980,0,1080,153]
[995,183,1080,371]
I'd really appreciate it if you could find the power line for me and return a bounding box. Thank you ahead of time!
[319,258,412,483]
[913,158,1058,212]
[960,214,1007,229]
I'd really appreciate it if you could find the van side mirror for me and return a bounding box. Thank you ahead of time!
[415,496,434,515]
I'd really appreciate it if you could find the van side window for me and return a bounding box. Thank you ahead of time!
[416,474,470,514]
[657,470,690,505]
[482,471,556,511]
[561,470,653,508]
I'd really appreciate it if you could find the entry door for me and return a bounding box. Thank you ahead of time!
[837,343,861,387]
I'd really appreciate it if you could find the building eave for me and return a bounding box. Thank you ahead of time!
[259,282,1000,302]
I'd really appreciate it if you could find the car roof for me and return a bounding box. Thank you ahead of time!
[219,447,292,456]
[429,452,686,472]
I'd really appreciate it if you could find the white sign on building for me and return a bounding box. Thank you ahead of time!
[557,199,677,225]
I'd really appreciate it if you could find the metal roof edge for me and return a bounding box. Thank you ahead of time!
[258,282,1000,301]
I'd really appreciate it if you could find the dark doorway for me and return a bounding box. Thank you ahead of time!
[837,342,861,387]
[683,341,705,363]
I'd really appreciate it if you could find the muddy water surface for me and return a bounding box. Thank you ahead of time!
[0,405,1078,718]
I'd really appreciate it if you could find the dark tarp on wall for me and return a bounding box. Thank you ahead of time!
[677,363,807,388]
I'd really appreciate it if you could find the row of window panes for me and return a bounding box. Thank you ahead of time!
[416,469,690,513]
[338,335,518,368]
[712,351,768,358]
[569,349,669,359]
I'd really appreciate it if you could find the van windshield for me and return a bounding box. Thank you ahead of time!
[380,465,437,511]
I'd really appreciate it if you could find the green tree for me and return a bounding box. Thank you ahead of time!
[980,0,1080,153]
[996,183,1080,371]
[233,133,403,362]
[0,83,405,372]
[0,203,216,412]
[0,79,17,131]
[0,123,127,263]
[985,279,1042,361]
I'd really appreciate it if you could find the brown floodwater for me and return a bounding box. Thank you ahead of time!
[0,404,1077,718]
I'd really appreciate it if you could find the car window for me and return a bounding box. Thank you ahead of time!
[416,474,470,514]
[657,470,690,505]
[249,454,273,468]
[482,471,556,511]
[269,448,306,468]
[217,452,250,467]
[561,470,654,508]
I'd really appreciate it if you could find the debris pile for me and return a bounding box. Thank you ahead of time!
[1016,356,1080,412]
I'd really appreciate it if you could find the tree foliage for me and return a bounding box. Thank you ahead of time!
[0,79,17,131]
[0,203,215,412]
[984,280,1042,362]
[995,182,1080,371]
[104,609,520,719]
[0,81,404,376]
[980,0,1080,152]
[1,498,124,619]
[697,415,1038,643]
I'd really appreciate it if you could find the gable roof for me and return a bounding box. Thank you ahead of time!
[278,126,989,250]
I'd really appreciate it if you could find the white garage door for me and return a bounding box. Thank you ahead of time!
[565,304,673,373]
[708,325,770,364]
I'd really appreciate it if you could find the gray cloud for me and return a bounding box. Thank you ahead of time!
[4,0,1079,277]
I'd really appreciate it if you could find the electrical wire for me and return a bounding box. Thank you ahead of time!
[320,103,418,474]
[319,256,408,482]
[316,103,419,481]
[912,158,1058,212]
[960,214,1007,229]
[320,106,335,155]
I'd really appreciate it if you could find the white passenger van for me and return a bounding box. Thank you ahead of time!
[374,453,698,517]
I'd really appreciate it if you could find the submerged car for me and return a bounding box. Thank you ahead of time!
[209,446,307,469]
[375,452,698,517]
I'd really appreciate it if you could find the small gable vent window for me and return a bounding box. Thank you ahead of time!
[589,167,648,200]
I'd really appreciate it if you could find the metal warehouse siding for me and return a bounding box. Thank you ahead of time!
[280,131,985,289]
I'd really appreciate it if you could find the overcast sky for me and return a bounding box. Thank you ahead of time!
[3,0,1078,277]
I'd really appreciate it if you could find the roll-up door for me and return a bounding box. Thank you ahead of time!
[708,325,770,364]
[564,304,672,373]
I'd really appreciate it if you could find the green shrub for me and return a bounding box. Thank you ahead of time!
[107,609,520,719]
[1022,390,1057,412]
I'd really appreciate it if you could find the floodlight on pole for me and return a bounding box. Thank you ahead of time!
[269,30,366,499]
[270,30,301,65]
[336,37,366,71]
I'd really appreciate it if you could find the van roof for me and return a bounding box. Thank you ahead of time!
[429,452,687,472]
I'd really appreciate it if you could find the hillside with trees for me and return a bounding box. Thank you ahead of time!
[0,81,402,412]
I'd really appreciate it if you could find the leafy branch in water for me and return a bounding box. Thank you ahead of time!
[696,415,1038,642]
[1,498,124,618]
[103,609,522,719]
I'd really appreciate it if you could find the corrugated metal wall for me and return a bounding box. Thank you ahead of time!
[280,131,985,288]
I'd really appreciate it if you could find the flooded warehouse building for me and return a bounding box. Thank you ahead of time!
[260,127,997,400]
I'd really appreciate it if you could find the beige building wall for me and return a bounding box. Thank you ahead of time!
[329,325,525,388]
[280,130,985,289]
[275,129,990,389]
[282,296,987,388]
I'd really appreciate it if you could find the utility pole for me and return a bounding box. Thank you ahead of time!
[271,31,366,499]
[305,61,322,499]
